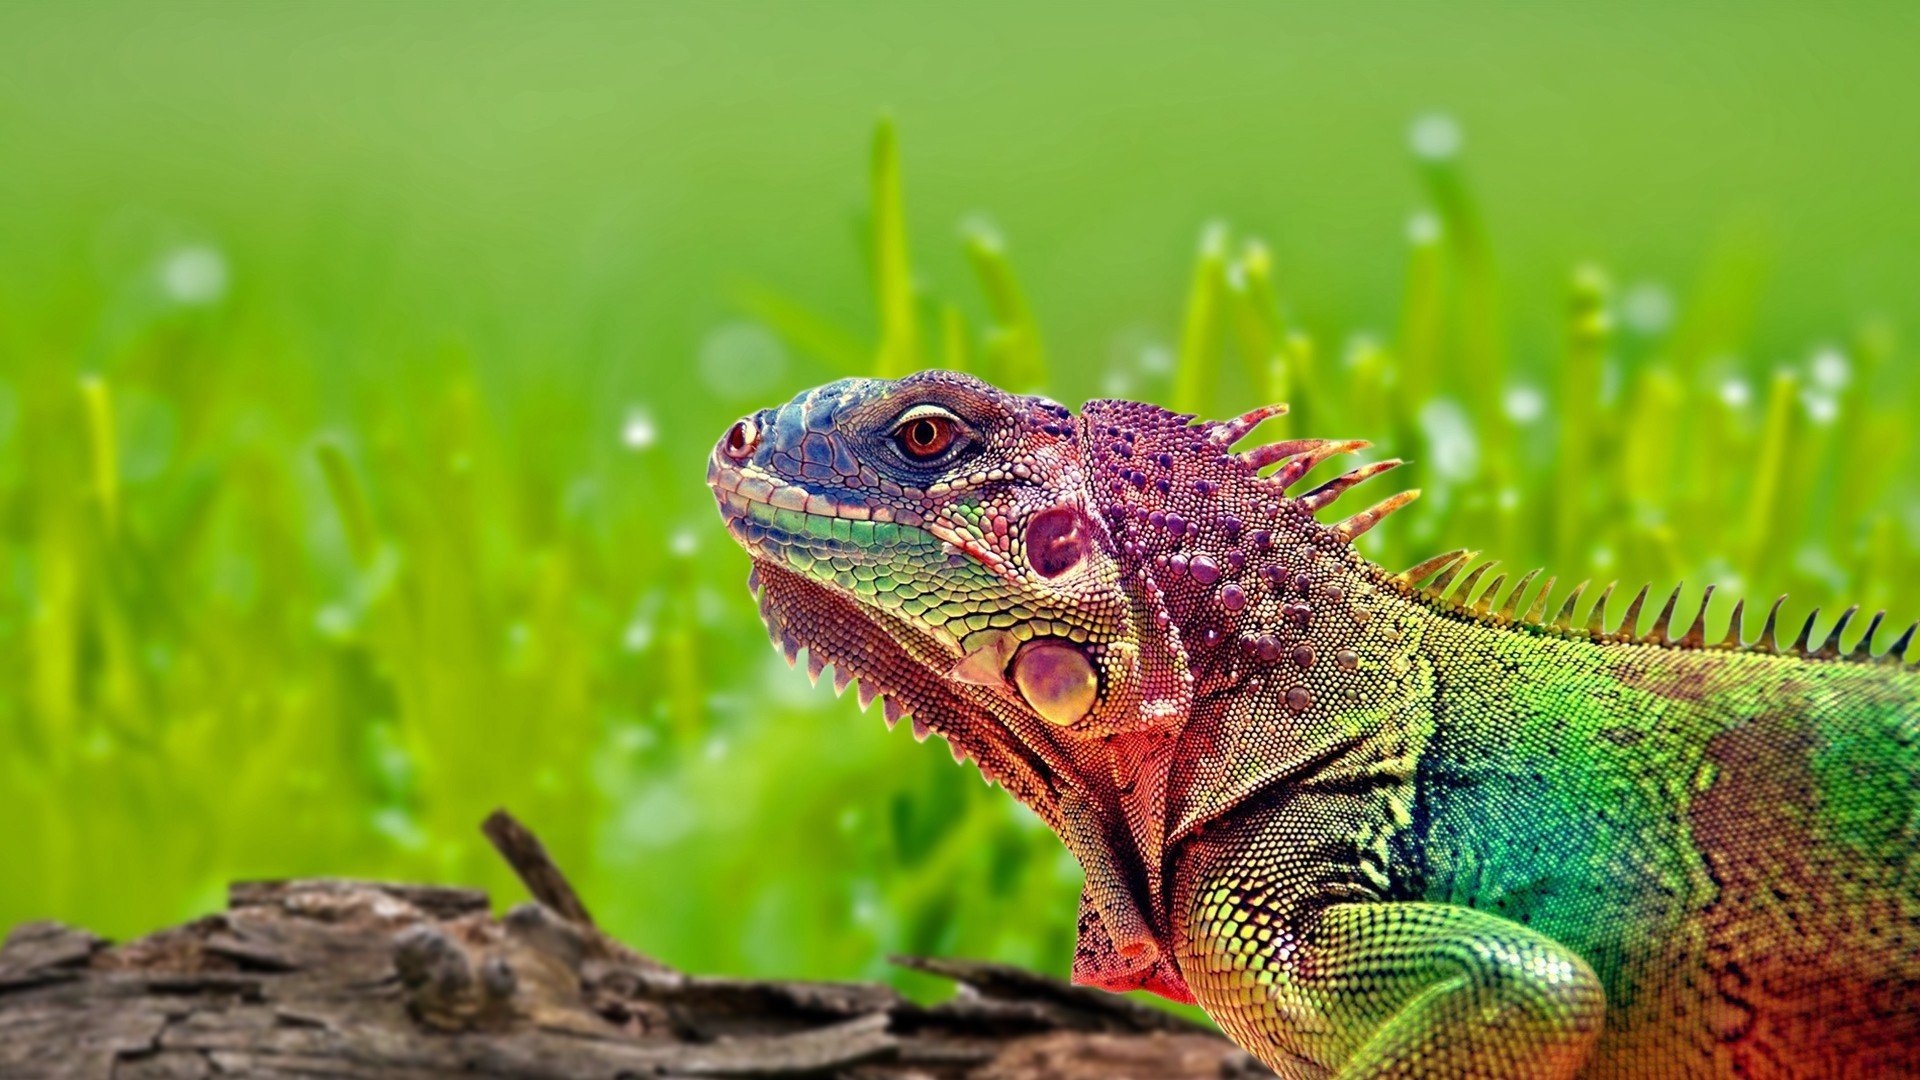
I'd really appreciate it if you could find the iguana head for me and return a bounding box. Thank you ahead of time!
[707,371,1416,788]
[707,371,1185,760]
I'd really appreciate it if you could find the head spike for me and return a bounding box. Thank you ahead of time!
[1273,440,1370,488]
[1790,608,1822,656]
[856,680,880,711]
[1850,610,1886,661]
[806,650,826,685]
[1650,584,1686,644]
[1400,549,1470,588]
[1551,581,1591,633]
[1524,575,1558,624]
[1496,569,1543,622]
[1887,621,1918,665]
[1243,437,1329,471]
[1616,584,1652,641]
[1211,402,1289,446]
[1332,489,1421,542]
[1675,584,1716,648]
[831,665,853,695]
[1299,459,1404,512]
[1719,597,1747,649]
[1757,595,1788,652]
[1816,605,1858,659]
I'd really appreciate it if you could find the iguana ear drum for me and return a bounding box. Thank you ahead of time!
[1025,505,1088,579]
[1012,641,1097,726]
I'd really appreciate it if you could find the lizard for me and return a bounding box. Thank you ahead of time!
[706,368,1920,1077]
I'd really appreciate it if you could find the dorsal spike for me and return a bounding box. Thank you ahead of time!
[1584,581,1619,637]
[1816,605,1858,659]
[1790,608,1822,656]
[1757,595,1788,652]
[1650,584,1686,644]
[1524,575,1557,625]
[1496,569,1543,622]
[1887,621,1918,665]
[1332,489,1421,543]
[1550,581,1591,633]
[1676,584,1716,648]
[1400,549,1470,588]
[1616,584,1652,641]
[1243,437,1328,470]
[1719,597,1747,649]
[1472,574,1508,617]
[1850,610,1886,661]
[1427,551,1482,595]
[1450,560,1498,604]
[1273,440,1370,487]
[1299,459,1404,512]
[1211,402,1289,446]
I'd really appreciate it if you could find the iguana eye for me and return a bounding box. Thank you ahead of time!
[891,406,965,462]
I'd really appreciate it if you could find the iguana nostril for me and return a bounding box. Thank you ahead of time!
[1026,504,1088,579]
[1012,641,1097,726]
[723,418,759,460]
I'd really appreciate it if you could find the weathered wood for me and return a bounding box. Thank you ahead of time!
[0,811,1268,1079]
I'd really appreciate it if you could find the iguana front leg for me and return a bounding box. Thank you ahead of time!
[1175,798,1605,1078]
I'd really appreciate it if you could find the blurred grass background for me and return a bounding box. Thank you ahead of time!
[2,1,1918,996]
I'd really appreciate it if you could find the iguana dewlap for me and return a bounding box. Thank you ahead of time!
[706,370,1920,1078]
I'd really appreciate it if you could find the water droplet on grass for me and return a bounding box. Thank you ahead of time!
[621,408,657,450]
[156,244,228,305]
[1621,282,1674,335]
[1409,113,1462,161]
[1503,384,1545,424]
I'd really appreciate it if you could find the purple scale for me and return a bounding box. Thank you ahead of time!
[1220,583,1247,611]
[1168,554,1189,577]
[1189,555,1220,585]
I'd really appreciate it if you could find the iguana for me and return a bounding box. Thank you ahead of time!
[706,369,1920,1077]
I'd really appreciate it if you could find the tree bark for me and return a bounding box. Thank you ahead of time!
[0,811,1268,1079]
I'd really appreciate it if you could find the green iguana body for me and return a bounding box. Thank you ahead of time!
[707,370,1920,1077]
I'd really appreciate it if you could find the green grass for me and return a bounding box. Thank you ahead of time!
[0,4,1917,1002]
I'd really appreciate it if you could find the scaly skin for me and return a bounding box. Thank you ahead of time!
[706,370,1920,1077]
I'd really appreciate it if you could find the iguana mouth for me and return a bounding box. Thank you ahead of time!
[708,451,927,558]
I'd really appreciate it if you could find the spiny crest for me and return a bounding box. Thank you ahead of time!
[1394,551,1919,667]
[1207,402,1421,544]
[748,566,979,768]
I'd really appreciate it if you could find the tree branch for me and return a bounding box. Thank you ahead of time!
[0,811,1269,1079]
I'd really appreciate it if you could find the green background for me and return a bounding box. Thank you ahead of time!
[2,1,1917,993]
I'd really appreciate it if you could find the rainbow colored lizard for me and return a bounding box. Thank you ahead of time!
[707,370,1920,1077]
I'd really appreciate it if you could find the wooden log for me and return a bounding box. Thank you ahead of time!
[0,811,1269,1079]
